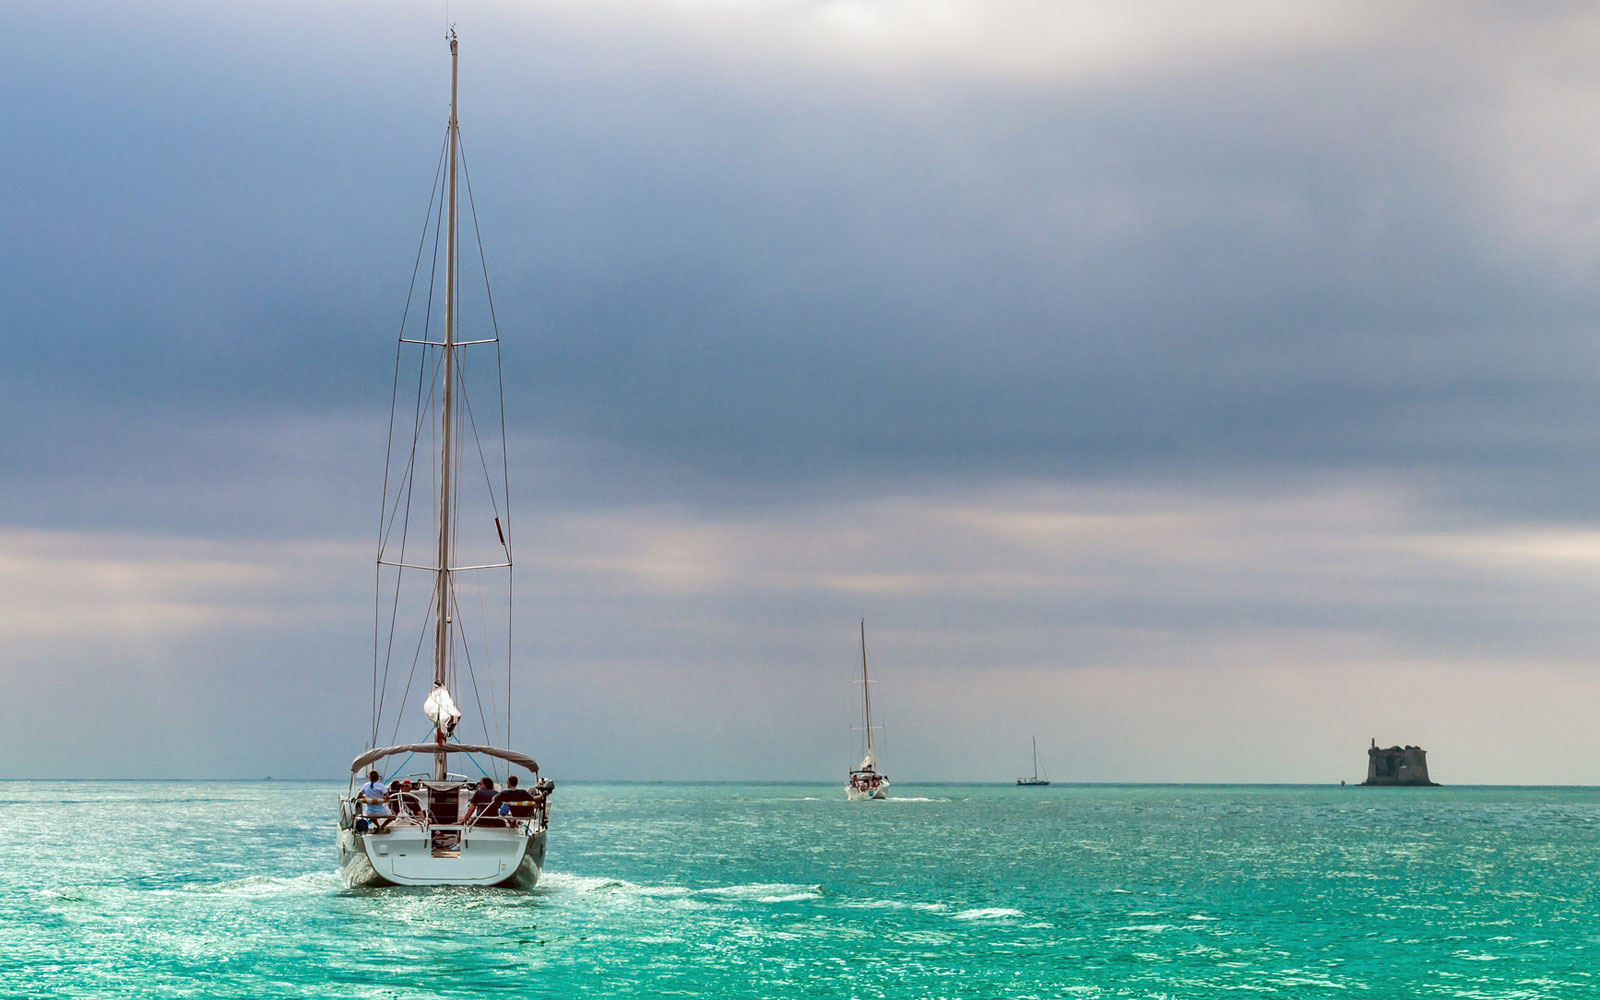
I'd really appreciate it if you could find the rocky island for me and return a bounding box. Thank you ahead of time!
[1361,739,1439,786]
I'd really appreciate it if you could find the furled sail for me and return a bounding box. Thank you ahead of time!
[859,752,875,771]
[424,684,462,737]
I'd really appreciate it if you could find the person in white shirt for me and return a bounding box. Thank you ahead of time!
[357,769,394,833]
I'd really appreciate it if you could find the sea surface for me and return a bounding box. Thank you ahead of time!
[4,781,1597,998]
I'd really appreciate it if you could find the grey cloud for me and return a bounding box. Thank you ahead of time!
[12,1,1600,531]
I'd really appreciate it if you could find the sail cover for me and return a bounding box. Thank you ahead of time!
[859,752,876,771]
[350,743,540,774]
[424,684,462,737]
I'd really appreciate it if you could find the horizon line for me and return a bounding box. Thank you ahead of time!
[4,777,1598,789]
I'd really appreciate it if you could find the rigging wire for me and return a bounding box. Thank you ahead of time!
[378,338,445,561]
[460,130,518,746]
[372,128,450,747]
[449,351,514,748]
[378,344,443,553]
[377,126,448,548]
[451,585,497,778]
[371,126,521,753]
[375,348,444,732]
[388,574,442,748]
[451,354,507,532]
[375,128,453,741]
[475,576,503,753]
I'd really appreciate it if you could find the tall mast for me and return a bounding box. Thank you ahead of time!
[1032,736,1039,780]
[432,29,460,781]
[860,619,875,761]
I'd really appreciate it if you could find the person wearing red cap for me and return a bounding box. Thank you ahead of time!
[392,779,425,823]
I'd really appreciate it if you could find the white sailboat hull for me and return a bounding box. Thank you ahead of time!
[845,776,890,801]
[337,825,546,888]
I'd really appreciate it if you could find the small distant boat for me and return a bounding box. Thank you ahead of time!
[846,620,890,801]
[1016,736,1050,786]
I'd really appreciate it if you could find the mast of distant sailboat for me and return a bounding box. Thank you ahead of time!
[860,620,875,767]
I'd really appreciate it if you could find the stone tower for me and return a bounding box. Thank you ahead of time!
[1362,739,1439,786]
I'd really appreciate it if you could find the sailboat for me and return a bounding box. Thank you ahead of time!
[337,30,551,888]
[846,620,890,800]
[1017,736,1050,786]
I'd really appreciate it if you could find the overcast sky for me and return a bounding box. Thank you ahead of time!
[8,1,1600,781]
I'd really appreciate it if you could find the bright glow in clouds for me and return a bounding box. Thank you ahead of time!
[595,0,1373,81]
[9,480,1600,781]
[0,532,360,639]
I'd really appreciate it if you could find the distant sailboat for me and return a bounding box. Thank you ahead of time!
[1017,736,1049,786]
[847,620,890,801]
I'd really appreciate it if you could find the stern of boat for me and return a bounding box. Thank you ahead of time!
[338,820,547,888]
[845,772,890,801]
[337,790,548,888]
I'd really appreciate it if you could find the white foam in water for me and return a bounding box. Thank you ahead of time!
[952,907,1024,921]
[697,883,823,902]
[839,898,950,913]
[539,872,691,897]
[1116,923,1176,933]
[197,873,342,897]
[536,872,630,893]
[540,873,821,905]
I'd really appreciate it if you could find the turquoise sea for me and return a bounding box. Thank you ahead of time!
[5,781,1597,997]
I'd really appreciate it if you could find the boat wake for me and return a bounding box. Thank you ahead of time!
[540,872,1024,923]
[193,873,345,897]
[537,872,825,905]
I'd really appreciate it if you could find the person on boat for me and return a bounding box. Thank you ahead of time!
[389,779,425,823]
[493,775,534,821]
[532,779,553,826]
[465,776,498,825]
[398,779,429,822]
[357,770,394,833]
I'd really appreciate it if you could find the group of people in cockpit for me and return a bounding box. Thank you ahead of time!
[355,771,546,833]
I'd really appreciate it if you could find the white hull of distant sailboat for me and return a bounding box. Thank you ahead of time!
[845,778,889,801]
